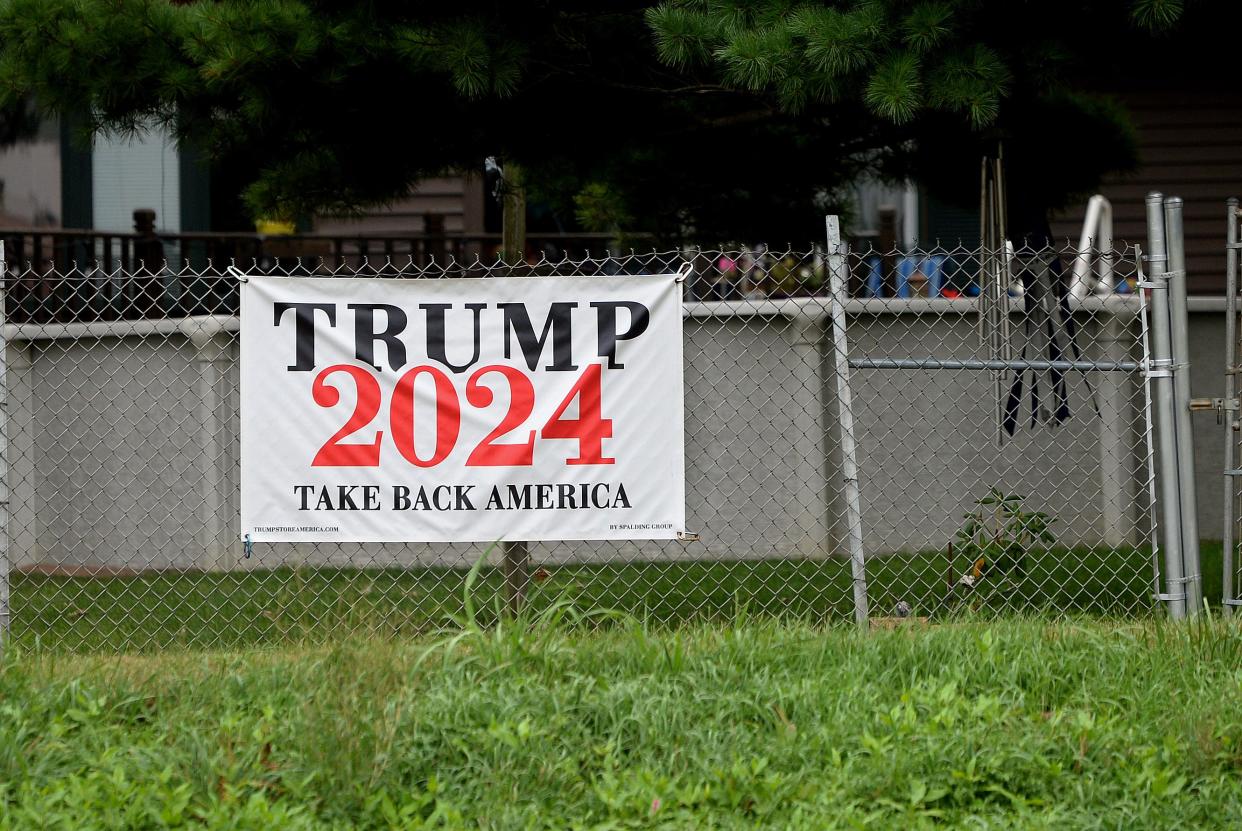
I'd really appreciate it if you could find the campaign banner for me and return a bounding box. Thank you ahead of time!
[240,273,685,543]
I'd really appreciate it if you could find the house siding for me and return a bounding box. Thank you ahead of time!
[313,175,486,236]
[1051,91,1242,295]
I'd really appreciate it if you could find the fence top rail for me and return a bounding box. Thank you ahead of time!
[848,357,1142,372]
[0,292,1147,343]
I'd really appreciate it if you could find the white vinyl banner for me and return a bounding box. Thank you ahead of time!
[240,273,685,543]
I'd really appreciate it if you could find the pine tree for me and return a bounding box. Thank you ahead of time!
[0,0,1189,238]
[643,0,1197,236]
[646,0,1184,126]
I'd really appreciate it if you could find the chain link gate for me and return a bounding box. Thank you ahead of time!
[826,224,1161,621]
[0,225,1178,654]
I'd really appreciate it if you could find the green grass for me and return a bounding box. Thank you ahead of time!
[9,543,1191,653]
[5,615,1242,828]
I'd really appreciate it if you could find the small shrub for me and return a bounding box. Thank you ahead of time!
[953,488,1056,595]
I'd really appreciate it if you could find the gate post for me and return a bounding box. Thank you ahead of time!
[1164,197,1203,614]
[1225,198,1239,616]
[1145,193,1188,619]
[825,216,869,626]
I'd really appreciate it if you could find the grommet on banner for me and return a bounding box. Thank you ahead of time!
[243,533,253,559]
[228,266,249,283]
[675,262,693,283]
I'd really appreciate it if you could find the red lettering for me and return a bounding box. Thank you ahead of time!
[542,363,615,465]
[465,365,536,466]
[311,364,383,466]
[391,365,461,467]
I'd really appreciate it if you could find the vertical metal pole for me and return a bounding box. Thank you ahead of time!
[993,152,1011,365]
[1146,193,1187,619]
[1164,197,1203,614]
[501,161,529,615]
[826,216,870,626]
[0,240,9,656]
[1135,245,1165,604]
[1224,198,1239,616]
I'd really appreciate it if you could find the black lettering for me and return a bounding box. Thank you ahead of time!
[362,485,381,510]
[536,483,553,509]
[349,303,407,372]
[590,301,650,369]
[486,486,504,510]
[454,485,476,511]
[499,302,579,371]
[294,485,315,510]
[612,482,631,508]
[421,302,486,373]
[506,484,530,510]
[274,302,336,371]
[394,485,411,510]
[557,483,577,509]
[412,486,431,510]
[336,485,359,511]
[432,485,453,511]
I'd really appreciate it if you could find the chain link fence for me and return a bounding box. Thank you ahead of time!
[840,242,1157,620]
[0,237,1161,652]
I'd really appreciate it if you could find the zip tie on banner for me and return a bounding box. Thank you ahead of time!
[227,265,249,283]
[675,262,693,283]
[243,533,253,559]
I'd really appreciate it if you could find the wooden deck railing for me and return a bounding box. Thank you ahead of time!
[0,212,643,322]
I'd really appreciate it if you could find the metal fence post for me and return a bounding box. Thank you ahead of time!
[825,216,870,626]
[501,160,530,615]
[1164,196,1203,614]
[1145,193,1187,619]
[0,240,9,656]
[1225,198,1239,616]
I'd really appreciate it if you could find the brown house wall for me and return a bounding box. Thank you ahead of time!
[313,174,486,236]
[1050,91,1242,294]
